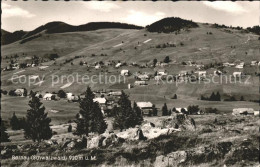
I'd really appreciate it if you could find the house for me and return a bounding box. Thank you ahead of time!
[137,102,153,115]
[235,64,244,69]
[115,63,122,68]
[254,110,259,116]
[94,97,107,114]
[232,108,254,115]
[196,71,206,77]
[195,71,206,80]
[233,72,242,78]
[214,70,222,76]
[251,61,257,66]
[223,62,230,67]
[109,91,122,96]
[160,63,168,67]
[95,64,101,69]
[157,69,167,76]
[134,81,147,86]
[94,97,107,106]
[154,75,162,81]
[179,71,188,77]
[137,74,150,81]
[43,93,56,100]
[175,108,188,113]
[15,89,25,96]
[66,93,78,101]
[121,69,129,76]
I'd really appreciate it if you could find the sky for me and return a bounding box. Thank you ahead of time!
[1,1,259,32]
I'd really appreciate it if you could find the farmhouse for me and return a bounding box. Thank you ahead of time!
[43,93,56,100]
[254,110,259,116]
[137,74,150,81]
[109,91,122,96]
[232,108,254,115]
[94,97,106,105]
[95,64,102,69]
[134,81,147,86]
[251,61,257,66]
[160,63,168,67]
[137,102,153,115]
[154,75,162,81]
[157,69,167,76]
[235,64,244,69]
[176,108,188,113]
[14,89,25,96]
[66,93,78,101]
[233,72,242,78]
[121,69,129,76]
[214,70,222,76]
[179,71,188,77]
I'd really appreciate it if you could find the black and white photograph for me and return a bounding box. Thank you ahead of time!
[1,1,260,166]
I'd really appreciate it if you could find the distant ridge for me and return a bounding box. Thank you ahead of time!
[1,29,27,45]
[1,21,143,45]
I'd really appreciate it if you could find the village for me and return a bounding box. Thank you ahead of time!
[1,2,260,165]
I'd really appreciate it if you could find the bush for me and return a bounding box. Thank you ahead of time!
[204,108,218,114]
[57,90,66,98]
[187,105,200,115]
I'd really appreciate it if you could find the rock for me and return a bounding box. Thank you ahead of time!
[161,113,196,131]
[67,140,76,149]
[154,151,187,167]
[88,135,105,149]
[102,133,119,147]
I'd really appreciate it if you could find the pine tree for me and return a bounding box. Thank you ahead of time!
[92,102,107,134]
[168,109,172,116]
[24,93,52,142]
[162,103,168,116]
[133,101,143,125]
[75,87,107,136]
[173,94,177,99]
[153,58,157,67]
[152,104,158,116]
[1,117,10,142]
[10,112,20,130]
[113,91,141,130]
[216,92,221,101]
[240,96,245,101]
[209,92,216,101]
[68,124,72,132]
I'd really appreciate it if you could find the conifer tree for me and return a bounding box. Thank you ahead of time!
[10,112,20,130]
[133,101,143,125]
[152,104,158,116]
[210,92,216,101]
[113,91,142,130]
[162,103,168,116]
[75,87,107,136]
[1,117,10,142]
[216,92,221,101]
[24,93,52,142]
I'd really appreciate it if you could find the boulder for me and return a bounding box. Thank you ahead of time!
[87,135,105,149]
[161,113,196,131]
[154,151,187,167]
[102,133,120,147]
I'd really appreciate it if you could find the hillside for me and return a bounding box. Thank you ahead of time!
[1,22,143,45]
[146,17,198,33]
[1,29,27,45]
